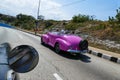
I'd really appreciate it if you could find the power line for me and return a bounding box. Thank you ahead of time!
[41,0,86,11]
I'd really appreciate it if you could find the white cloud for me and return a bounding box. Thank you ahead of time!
[0,0,70,20]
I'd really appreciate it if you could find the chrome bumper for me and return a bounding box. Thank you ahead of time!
[67,49,88,54]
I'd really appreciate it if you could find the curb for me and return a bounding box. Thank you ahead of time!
[88,50,120,64]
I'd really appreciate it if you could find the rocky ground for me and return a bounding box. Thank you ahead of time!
[77,33,120,54]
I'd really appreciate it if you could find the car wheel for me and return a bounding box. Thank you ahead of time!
[55,43,61,53]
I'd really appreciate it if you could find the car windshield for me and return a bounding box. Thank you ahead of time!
[0,0,120,80]
[50,30,66,35]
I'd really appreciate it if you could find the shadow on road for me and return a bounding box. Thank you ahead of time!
[59,51,91,63]
[42,44,91,63]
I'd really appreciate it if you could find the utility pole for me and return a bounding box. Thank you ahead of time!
[35,0,41,35]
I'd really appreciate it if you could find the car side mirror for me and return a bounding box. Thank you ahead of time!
[8,45,39,73]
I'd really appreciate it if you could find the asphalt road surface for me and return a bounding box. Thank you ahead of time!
[0,26,120,80]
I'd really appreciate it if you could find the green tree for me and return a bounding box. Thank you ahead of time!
[72,14,91,23]
[15,14,36,30]
[0,13,16,24]
[116,8,120,23]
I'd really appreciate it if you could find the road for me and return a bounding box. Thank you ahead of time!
[0,26,120,80]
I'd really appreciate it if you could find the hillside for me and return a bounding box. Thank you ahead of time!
[40,16,120,44]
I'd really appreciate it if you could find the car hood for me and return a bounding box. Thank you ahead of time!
[63,35,82,45]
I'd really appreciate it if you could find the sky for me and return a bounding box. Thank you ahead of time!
[0,0,120,20]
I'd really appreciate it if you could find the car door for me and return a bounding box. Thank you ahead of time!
[48,33,56,47]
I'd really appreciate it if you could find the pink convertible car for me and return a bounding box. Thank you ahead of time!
[41,32,88,55]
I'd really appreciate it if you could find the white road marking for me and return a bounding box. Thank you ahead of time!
[53,73,63,80]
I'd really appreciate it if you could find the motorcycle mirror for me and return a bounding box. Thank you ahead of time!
[8,45,39,73]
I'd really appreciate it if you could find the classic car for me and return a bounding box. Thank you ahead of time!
[41,31,88,55]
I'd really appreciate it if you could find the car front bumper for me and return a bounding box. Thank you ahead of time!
[67,49,88,54]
